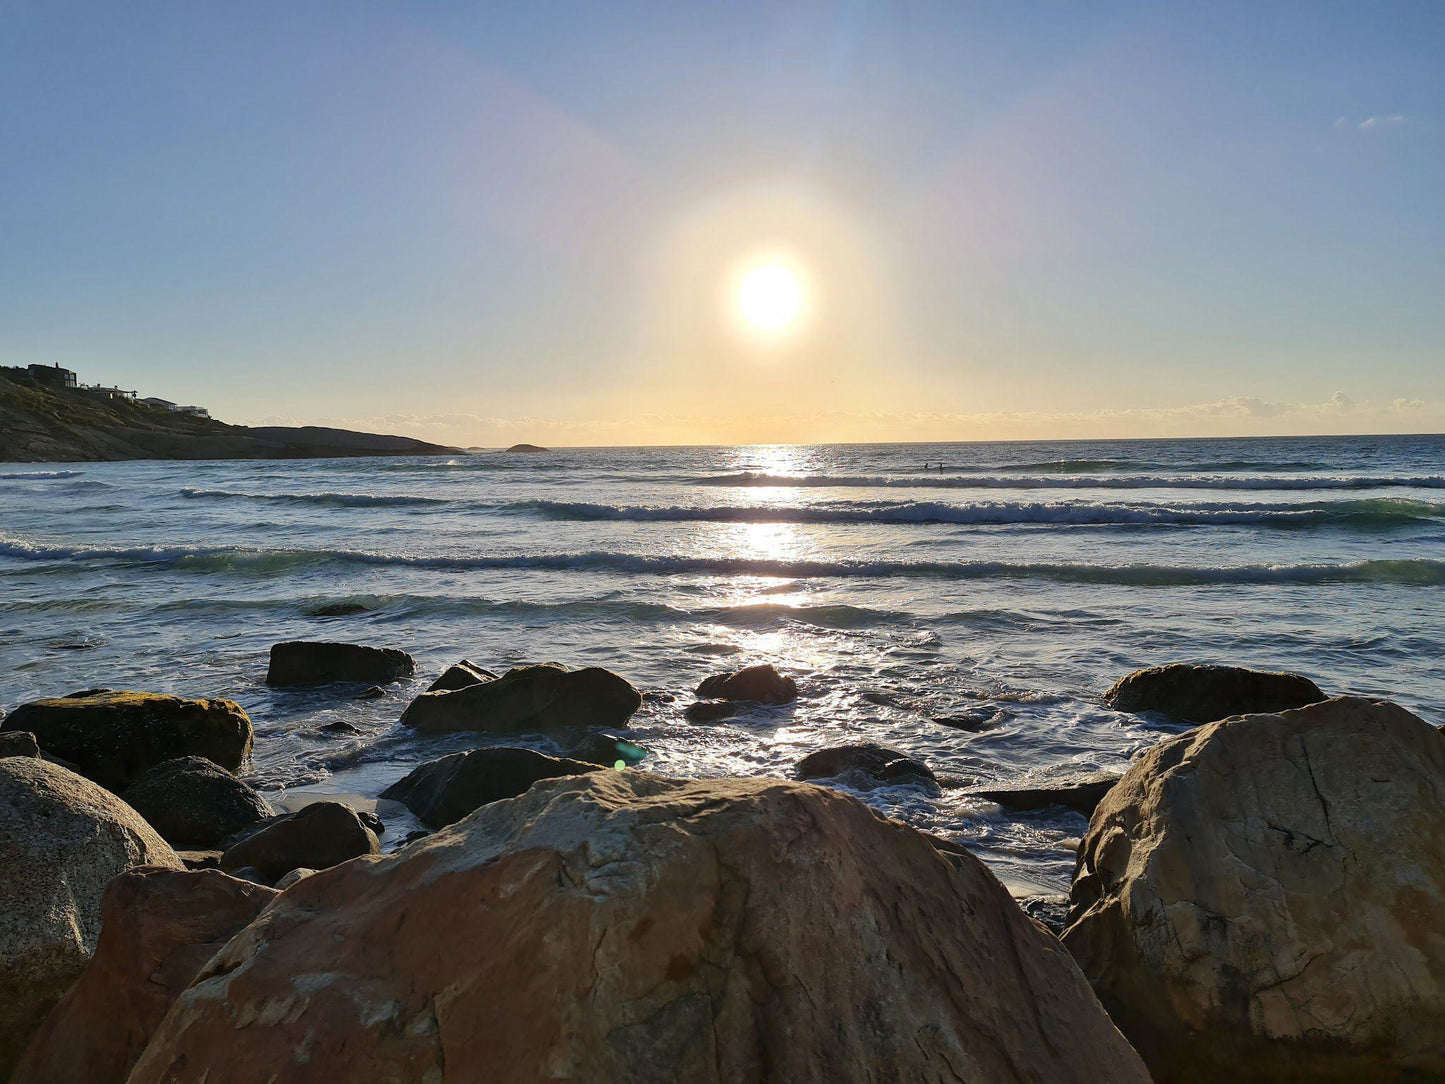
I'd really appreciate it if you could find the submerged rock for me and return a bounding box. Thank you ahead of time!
[121,756,275,848]
[0,690,253,792]
[0,731,39,758]
[0,759,180,1077]
[400,662,641,734]
[127,774,1149,1083]
[696,662,798,703]
[1103,662,1325,723]
[1064,696,1445,1082]
[567,730,649,766]
[219,801,379,884]
[426,658,499,693]
[381,747,601,827]
[683,698,736,723]
[972,771,1122,817]
[795,742,937,788]
[11,868,276,1084]
[265,640,416,686]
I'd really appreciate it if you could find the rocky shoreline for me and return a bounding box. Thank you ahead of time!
[1,648,1441,1081]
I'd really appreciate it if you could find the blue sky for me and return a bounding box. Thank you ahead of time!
[2,1,1441,444]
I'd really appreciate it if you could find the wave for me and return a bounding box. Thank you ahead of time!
[180,487,451,508]
[944,459,1328,474]
[3,537,1441,586]
[0,470,83,480]
[697,472,1445,492]
[517,497,1442,529]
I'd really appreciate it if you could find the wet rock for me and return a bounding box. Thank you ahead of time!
[265,640,416,686]
[1017,894,1070,936]
[121,756,275,848]
[696,662,797,703]
[1,690,253,792]
[934,706,1010,732]
[426,659,498,693]
[381,747,600,828]
[683,698,736,723]
[0,731,39,758]
[567,730,649,766]
[318,719,361,734]
[219,801,379,884]
[1064,696,1445,1082]
[356,808,384,837]
[354,685,386,700]
[1103,662,1325,723]
[127,774,1149,1084]
[0,759,180,1077]
[972,772,1122,817]
[795,742,937,788]
[306,601,370,617]
[400,662,642,734]
[10,868,275,1084]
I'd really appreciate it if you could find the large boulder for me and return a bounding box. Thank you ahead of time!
[1,690,253,792]
[0,731,39,758]
[795,742,937,788]
[400,662,642,734]
[121,756,275,848]
[972,771,1122,817]
[426,659,498,693]
[381,747,600,827]
[696,663,798,703]
[1063,696,1445,1082]
[0,759,181,1077]
[265,640,416,686]
[128,773,1148,1083]
[219,801,379,884]
[11,867,276,1084]
[1103,663,1325,723]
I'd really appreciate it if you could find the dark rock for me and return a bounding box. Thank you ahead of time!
[684,699,736,723]
[0,732,39,758]
[354,685,386,700]
[319,720,361,734]
[696,663,797,703]
[177,850,222,871]
[934,707,1010,732]
[10,868,276,1084]
[402,829,429,844]
[567,731,649,766]
[400,662,642,735]
[1,690,253,792]
[861,690,898,706]
[306,601,370,617]
[972,772,1122,817]
[219,801,379,884]
[642,689,676,704]
[426,659,498,693]
[795,743,937,788]
[381,747,601,828]
[1018,894,1070,936]
[0,759,179,1077]
[506,443,548,452]
[1103,662,1325,723]
[121,756,275,848]
[265,640,416,687]
[356,809,385,837]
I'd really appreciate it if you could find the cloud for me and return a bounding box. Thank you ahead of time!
[1341,114,1407,131]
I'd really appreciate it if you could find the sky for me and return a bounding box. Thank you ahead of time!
[2,1,1442,446]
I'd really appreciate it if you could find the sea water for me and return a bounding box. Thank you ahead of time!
[2,434,1442,893]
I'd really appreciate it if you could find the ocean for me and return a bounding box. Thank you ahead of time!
[2,433,1442,894]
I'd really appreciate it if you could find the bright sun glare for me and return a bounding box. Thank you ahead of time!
[737,263,803,332]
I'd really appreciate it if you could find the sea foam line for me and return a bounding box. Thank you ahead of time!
[695,472,1445,491]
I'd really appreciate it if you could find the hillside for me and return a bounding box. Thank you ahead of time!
[0,369,458,462]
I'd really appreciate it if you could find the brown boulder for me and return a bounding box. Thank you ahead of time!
[121,756,275,848]
[696,662,797,703]
[1063,696,1445,1082]
[11,867,276,1084]
[400,662,641,734]
[795,742,937,788]
[0,731,39,758]
[129,773,1147,1083]
[0,759,180,1077]
[381,747,600,827]
[426,659,498,693]
[0,690,253,792]
[1103,662,1325,723]
[265,640,416,686]
[219,801,379,884]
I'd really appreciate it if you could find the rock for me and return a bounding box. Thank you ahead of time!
[696,662,797,703]
[567,730,649,766]
[426,659,498,693]
[1103,662,1325,723]
[795,742,937,788]
[176,850,221,871]
[305,601,370,617]
[1017,895,1070,936]
[356,809,385,837]
[684,698,736,723]
[219,801,379,884]
[0,731,39,758]
[1063,696,1445,1082]
[0,759,180,1077]
[400,662,642,734]
[381,747,601,828]
[934,707,1010,732]
[318,719,361,734]
[274,868,316,890]
[265,640,416,686]
[0,690,253,792]
[121,756,275,848]
[972,772,1122,817]
[354,685,386,700]
[10,867,275,1084]
[127,773,1149,1083]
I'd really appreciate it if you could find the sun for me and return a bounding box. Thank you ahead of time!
[737,262,803,332]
